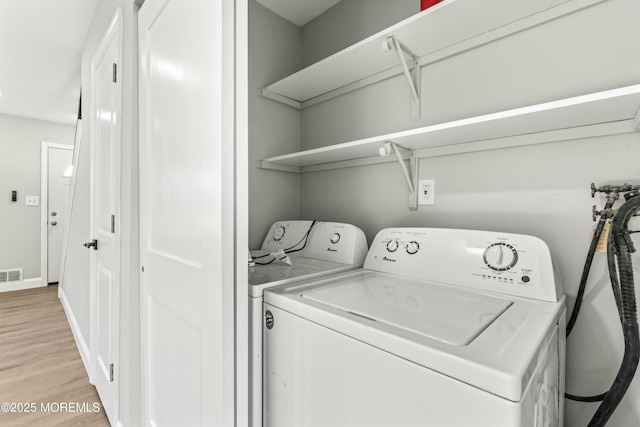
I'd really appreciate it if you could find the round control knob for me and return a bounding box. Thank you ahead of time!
[483,242,518,271]
[405,241,420,255]
[272,225,286,242]
[330,233,341,244]
[386,239,399,252]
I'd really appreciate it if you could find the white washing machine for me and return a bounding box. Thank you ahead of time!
[263,228,566,427]
[249,220,368,427]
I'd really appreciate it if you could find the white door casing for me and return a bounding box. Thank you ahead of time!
[139,0,235,425]
[89,9,123,426]
[40,142,73,286]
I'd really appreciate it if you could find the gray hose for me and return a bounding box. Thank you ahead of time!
[587,193,640,426]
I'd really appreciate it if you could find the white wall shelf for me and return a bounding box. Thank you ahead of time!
[260,0,607,109]
[258,85,640,173]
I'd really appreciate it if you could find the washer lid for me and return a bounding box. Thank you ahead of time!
[248,254,363,297]
[302,275,512,346]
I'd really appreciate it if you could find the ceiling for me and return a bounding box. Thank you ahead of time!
[255,0,342,26]
[0,0,99,126]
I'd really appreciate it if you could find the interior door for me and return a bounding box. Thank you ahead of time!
[139,0,230,425]
[89,10,122,426]
[47,146,73,284]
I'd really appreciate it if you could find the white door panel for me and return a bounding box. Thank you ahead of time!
[90,9,122,426]
[139,0,226,425]
[147,299,203,427]
[96,265,113,381]
[47,146,73,283]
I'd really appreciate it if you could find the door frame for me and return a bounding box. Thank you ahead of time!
[40,141,74,287]
[59,120,82,294]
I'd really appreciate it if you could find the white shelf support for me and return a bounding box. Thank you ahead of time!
[408,150,419,210]
[633,104,640,131]
[383,36,421,121]
[258,88,302,110]
[257,160,301,173]
[383,141,419,209]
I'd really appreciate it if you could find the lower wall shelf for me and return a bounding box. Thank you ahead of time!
[258,84,640,173]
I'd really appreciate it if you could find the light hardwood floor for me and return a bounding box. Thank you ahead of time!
[0,285,110,427]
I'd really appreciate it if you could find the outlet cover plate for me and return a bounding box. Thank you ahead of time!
[25,195,39,206]
[418,180,435,205]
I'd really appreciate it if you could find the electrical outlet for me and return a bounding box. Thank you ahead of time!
[25,195,39,206]
[418,179,435,205]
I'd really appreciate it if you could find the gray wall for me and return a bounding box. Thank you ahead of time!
[248,1,302,249]
[251,0,640,425]
[61,1,140,426]
[0,113,74,280]
[301,0,417,67]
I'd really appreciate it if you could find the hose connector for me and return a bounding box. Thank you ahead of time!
[592,182,640,197]
[593,205,615,222]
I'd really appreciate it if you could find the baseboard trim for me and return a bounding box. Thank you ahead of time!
[0,277,45,293]
[59,288,92,379]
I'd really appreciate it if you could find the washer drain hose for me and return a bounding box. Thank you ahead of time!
[587,194,640,427]
[567,200,614,337]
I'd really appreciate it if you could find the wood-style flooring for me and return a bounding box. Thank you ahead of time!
[0,285,110,427]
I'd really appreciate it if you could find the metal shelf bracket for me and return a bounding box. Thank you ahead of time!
[382,36,421,121]
[380,141,419,210]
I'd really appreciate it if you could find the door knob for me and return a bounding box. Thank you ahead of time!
[83,239,98,250]
[51,221,58,226]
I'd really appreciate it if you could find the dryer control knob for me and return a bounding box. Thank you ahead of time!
[406,241,420,255]
[272,225,286,242]
[386,239,399,252]
[483,242,518,271]
[330,233,341,244]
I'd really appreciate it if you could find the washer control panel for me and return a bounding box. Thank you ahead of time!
[261,221,315,250]
[258,221,368,265]
[365,228,561,302]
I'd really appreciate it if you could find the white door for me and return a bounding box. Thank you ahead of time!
[47,146,73,284]
[139,0,232,425]
[89,10,122,426]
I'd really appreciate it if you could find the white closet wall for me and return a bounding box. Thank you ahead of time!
[248,1,303,248]
[294,0,640,426]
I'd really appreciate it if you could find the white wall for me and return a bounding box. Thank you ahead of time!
[61,1,140,426]
[248,0,302,248]
[0,113,74,282]
[253,0,640,425]
[60,119,91,351]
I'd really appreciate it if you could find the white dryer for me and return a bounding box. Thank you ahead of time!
[263,228,566,427]
[249,220,368,427]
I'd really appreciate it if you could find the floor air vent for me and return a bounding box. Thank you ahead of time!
[0,269,22,282]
